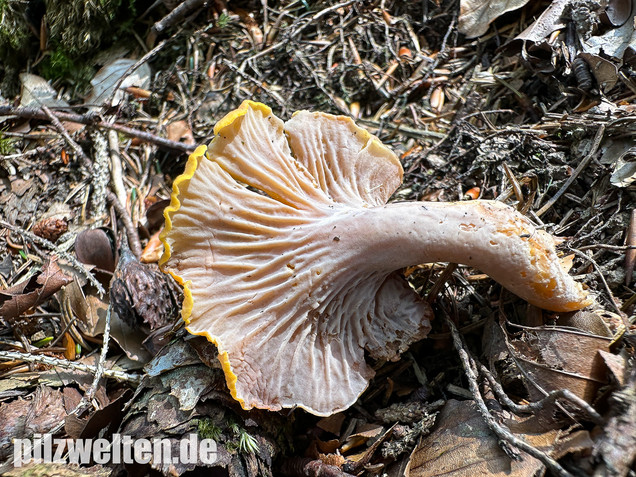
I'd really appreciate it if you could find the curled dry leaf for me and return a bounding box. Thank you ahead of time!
[140,230,164,263]
[0,259,73,319]
[503,0,636,90]
[459,0,531,38]
[601,0,633,26]
[145,198,171,233]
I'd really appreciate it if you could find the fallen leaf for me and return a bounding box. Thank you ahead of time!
[140,230,164,263]
[85,58,151,108]
[0,259,73,319]
[459,0,531,38]
[503,0,636,90]
[507,324,611,402]
[19,73,70,109]
[0,386,67,461]
[74,228,116,273]
[166,119,195,145]
[407,399,557,476]
[317,412,346,435]
[598,350,627,386]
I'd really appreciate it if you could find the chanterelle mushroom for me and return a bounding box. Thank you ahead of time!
[160,101,591,416]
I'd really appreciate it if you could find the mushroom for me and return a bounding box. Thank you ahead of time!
[160,101,591,416]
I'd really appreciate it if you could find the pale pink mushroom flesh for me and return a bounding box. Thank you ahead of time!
[160,101,591,416]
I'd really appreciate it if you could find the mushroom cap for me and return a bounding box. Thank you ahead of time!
[160,101,432,415]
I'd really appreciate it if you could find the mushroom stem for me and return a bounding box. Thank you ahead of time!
[337,200,590,312]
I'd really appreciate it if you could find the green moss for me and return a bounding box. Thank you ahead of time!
[38,46,95,92]
[0,132,16,155]
[44,0,136,55]
[0,0,32,51]
[197,418,222,441]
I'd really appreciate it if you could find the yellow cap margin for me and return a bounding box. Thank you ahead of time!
[159,102,274,411]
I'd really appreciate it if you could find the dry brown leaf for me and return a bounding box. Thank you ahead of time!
[407,399,556,476]
[165,119,195,145]
[341,425,384,452]
[64,279,109,337]
[503,0,636,89]
[459,0,531,38]
[508,325,611,402]
[0,259,73,319]
[140,230,164,263]
[0,386,67,461]
[317,412,346,435]
[598,349,627,386]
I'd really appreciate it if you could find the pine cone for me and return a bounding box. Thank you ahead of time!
[110,244,181,330]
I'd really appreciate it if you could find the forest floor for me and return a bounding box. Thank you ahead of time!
[0,1,635,476]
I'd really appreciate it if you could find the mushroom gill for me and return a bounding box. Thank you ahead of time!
[160,100,591,416]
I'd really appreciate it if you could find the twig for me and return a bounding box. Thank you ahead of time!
[0,348,140,384]
[152,0,206,34]
[426,263,457,303]
[569,247,624,316]
[0,106,195,153]
[536,125,605,217]
[478,362,604,425]
[48,305,115,435]
[47,316,78,348]
[105,38,170,107]
[0,220,105,296]
[84,306,113,405]
[89,130,110,223]
[41,104,92,170]
[108,130,127,207]
[222,59,286,109]
[107,192,142,258]
[626,209,636,286]
[578,244,636,252]
[443,312,575,477]
[357,118,446,139]
[238,0,359,79]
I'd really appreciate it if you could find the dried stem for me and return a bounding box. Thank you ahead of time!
[443,311,575,477]
[0,220,105,295]
[107,192,142,258]
[0,106,195,153]
[0,348,140,384]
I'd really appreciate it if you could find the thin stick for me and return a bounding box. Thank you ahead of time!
[0,220,105,295]
[536,125,605,217]
[0,106,195,153]
[41,104,92,170]
[0,349,140,384]
[107,192,142,258]
[152,0,206,34]
[478,362,604,425]
[569,247,624,316]
[108,130,128,207]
